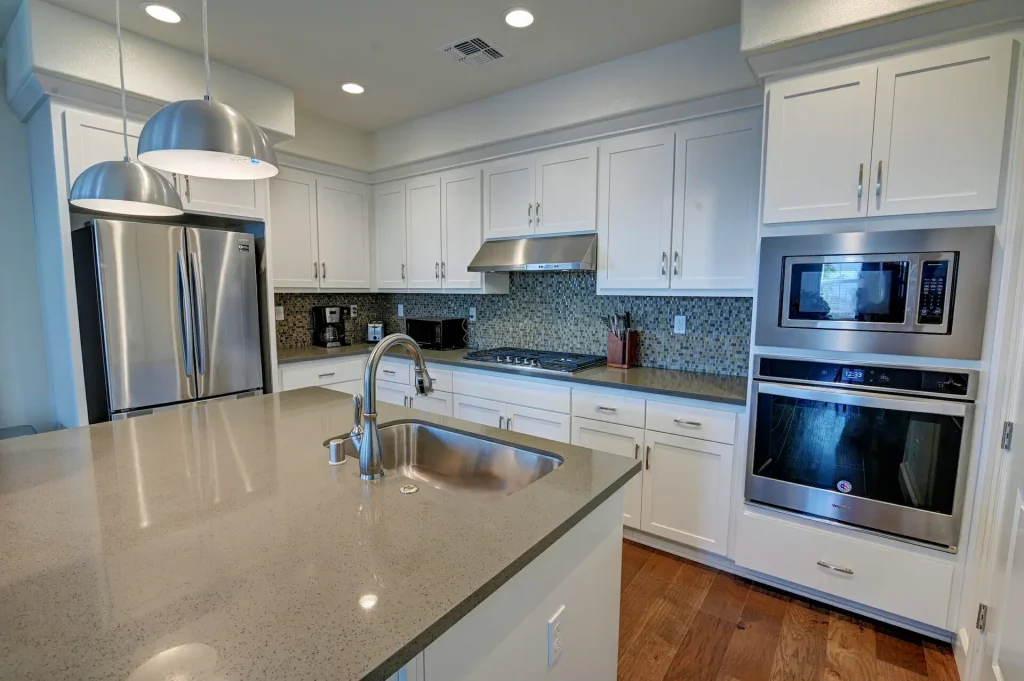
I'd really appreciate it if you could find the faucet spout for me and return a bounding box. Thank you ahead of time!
[354,333,434,481]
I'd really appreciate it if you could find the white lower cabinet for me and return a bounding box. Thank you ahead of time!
[377,381,413,407]
[453,394,506,428]
[452,394,570,443]
[409,390,454,417]
[571,417,643,528]
[640,429,733,555]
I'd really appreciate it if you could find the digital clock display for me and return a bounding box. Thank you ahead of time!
[842,367,865,383]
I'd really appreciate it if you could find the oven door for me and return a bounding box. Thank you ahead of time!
[747,381,972,548]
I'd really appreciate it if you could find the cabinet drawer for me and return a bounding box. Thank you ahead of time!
[424,367,453,393]
[645,400,735,444]
[734,507,953,627]
[572,389,646,428]
[279,359,364,391]
[377,360,411,385]
[454,371,571,413]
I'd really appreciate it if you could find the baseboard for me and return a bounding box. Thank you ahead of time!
[624,527,956,643]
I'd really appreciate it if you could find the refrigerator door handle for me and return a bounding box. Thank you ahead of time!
[176,252,195,377]
[189,251,208,375]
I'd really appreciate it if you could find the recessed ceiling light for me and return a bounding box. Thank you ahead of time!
[340,82,365,95]
[504,8,534,28]
[141,3,183,23]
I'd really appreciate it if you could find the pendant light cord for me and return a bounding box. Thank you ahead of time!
[116,0,129,162]
[202,0,211,100]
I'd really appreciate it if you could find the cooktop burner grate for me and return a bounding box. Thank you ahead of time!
[463,347,607,374]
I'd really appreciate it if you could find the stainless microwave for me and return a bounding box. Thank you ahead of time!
[755,227,994,359]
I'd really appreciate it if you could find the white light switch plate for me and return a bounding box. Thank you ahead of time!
[275,306,284,321]
[547,604,565,666]
[469,306,477,322]
[674,315,686,335]
[398,303,405,317]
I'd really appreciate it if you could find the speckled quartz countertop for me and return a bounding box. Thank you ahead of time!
[277,344,748,406]
[0,389,638,681]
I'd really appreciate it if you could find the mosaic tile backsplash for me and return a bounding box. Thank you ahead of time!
[275,272,753,376]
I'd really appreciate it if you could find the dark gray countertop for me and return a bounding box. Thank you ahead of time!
[277,344,749,406]
[0,389,638,681]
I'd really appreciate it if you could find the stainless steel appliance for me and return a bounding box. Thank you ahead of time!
[756,226,994,359]
[747,354,977,549]
[405,317,468,350]
[367,322,384,343]
[312,305,346,348]
[73,219,263,422]
[468,233,597,272]
[463,348,607,374]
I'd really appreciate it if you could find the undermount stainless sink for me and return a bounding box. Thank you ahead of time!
[330,420,562,497]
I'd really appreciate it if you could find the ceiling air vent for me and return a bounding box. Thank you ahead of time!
[439,37,505,67]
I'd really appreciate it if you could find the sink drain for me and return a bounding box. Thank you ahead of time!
[399,484,419,495]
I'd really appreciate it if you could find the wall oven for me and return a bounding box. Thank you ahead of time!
[756,226,994,359]
[747,355,977,549]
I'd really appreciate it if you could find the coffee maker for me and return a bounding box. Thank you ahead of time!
[311,306,347,348]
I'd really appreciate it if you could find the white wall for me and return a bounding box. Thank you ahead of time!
[0,66,51,432]
[278,109,372,172]
[371,24,757,170]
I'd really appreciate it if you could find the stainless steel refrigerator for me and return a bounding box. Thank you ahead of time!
[73,219,263,422]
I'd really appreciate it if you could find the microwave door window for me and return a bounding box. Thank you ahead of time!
[790,262,909,324]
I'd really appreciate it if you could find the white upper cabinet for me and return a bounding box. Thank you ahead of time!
[671,109,761,291]
[763,65,877,224]
[269,169,319,288]
[597,129,675,290]
[763,35,1013,223]
[483,158,535,240]
[316,176,371,289]
[179,175,264,220]
[406,175,444,289]
[441,168,483,290]
[870,37,1013,216]
[533,144,598,235]
[374,181,407,290]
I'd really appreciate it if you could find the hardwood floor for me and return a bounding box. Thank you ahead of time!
[618,540,960,681]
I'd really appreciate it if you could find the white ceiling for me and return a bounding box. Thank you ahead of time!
[42,0,740,131]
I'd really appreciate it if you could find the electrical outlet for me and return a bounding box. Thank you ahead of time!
[673,315,686,335]
[469,306,477,322]
[349,305,358,318]
[398,303,405,318]
[274,306,284,322]
[547,605,565,666]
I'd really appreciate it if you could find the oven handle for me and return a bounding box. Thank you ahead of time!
[755,381,970,417]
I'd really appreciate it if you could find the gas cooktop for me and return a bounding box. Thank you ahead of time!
[463,347,607,374]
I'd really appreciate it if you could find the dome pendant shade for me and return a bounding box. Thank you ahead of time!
[70,160,184,217]
[138,98,279,180]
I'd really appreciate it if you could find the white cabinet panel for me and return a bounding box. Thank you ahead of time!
[453,394,505,428]
[870,37,1012,216]
[441,168,483,290]
[374,181,408,290]
[278,358,363,392]
[406,175,443,289]
[377,381,412,407]
[572,418,643,528]
[316,176,371,289]
[181,175,262,219]
[377,360,411,385]
[671,110,760,291]
[483,158,535,240]
[763,65,877,223]
[453,371,571,413]
[409,391,454,417]
[534,144,597,235]
[571,389,646,429]
[645,400,737,445]
[270,169,319,289]
[507,404,571,443]
[641,430,732,554]
[598,130,675,289]
[325,379,363,395]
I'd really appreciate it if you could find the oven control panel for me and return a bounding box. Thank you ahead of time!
[758,357,971,398]
[917,260,950,325]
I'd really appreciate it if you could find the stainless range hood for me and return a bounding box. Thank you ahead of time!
[467,233,597,272]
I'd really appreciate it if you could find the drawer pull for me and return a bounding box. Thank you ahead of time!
[816,560,854,575]
[383,369,396,375]
[673,419,702,428]
[634,443,639,459]
[645,445,651,470]
[595,405,618,413]
[499,416,504,429]
[318,372,335,379]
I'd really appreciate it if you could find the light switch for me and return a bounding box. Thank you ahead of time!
[275,306,284,321]
[398,303,405,317]
[673,315,686,335]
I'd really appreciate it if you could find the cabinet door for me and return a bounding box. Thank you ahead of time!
[763,65,877,224]
[374,181,408,290]
[870,37,1013,217]
[571,418,643,528]
[316,176,371,289]
[269,169,319,289]
[453,394,505,428]
[671,109,761,292]
[377,381,412,407]
[507,404,571,443]
[641,430,732,555]
[406,175,444,289]
[64,109,176,194]
[483,157,535,240]
[440,168,483,290]
[598,130,675,290]
[534,143,597,235]
[181,175,263,219]
[409,390,454,417]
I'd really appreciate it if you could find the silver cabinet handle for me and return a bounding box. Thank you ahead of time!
[401,263,406,280]
[876,160,883,197]
[189,252,207,375]
[435,262,440,279]
[645,445,651,470]
[527,202,533,227]
[595,405,618,413]
[499,415,504,429]
[507,415,513,430]
[172,172,178,189]
[441,261,446,279]
[661,252,667,276]
[535,202,541,227]
[408,396,414,408]
[322,262,326,279]
[634,443,639,459]
[313,261,318,279]
[673,419,702,427]
[817,560,854,575]
[383,369,396,375]
[857,163,864,200]
[318,372,335,379]
[176,252,195,377]
[673,251,680,276]
[184,175,191,202]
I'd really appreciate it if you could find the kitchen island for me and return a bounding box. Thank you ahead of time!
[0,387,638,680]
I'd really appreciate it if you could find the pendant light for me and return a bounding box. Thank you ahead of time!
[70,0,183,217]
[137,0,278,180]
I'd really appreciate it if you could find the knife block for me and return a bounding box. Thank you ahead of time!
[607,330,639,369]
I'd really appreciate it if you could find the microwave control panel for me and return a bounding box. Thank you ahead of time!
[917,260,950,325]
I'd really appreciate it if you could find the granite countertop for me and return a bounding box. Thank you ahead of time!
[0,389,638,681]
[277,344,748,406]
